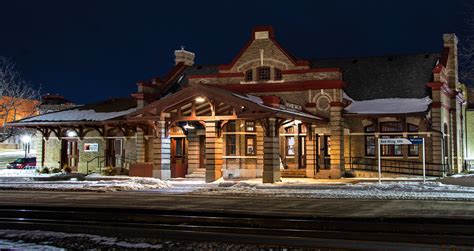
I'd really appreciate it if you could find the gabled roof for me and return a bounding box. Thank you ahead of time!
[311,53,440,101]
[9,97,137,126]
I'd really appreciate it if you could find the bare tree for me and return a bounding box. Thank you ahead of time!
[0,57,41,142]
[459,1,474,85]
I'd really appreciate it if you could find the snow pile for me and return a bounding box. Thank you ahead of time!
[441,173,474,187]
[345,96,432,114]
[0,229,163,250]
[0,177,171,192]
[194,181,474,201]
[0,169,38,177]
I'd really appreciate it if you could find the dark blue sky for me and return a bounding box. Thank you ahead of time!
[0,0,466,104]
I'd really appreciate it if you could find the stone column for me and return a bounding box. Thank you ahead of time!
[256,124,264,177]
[329,103,344,178]
[152,121,171,180]
[205,121,223,182]
[187,130,200,174]
[305,125,317,178]
[33,134,44,167]
[263,118,280,183]
[135,128,146,163]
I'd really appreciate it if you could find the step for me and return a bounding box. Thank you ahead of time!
[185,169,206,178]
[281,169,306,178]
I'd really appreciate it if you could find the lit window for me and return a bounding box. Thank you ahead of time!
[226,121,236,156]
[257,67,271,81]
[245,69,253,81]
[274,68,282,80]
[286,136,295,156]
[245,121,255,132]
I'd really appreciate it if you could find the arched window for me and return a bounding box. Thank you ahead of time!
[244,69,253,82]
[274,68,282,80]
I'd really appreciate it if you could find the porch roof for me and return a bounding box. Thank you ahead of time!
[7,97,137,127]
[127,83,324,123]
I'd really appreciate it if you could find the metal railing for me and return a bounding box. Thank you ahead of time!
[86,156,137,174]
[346,157,446,177]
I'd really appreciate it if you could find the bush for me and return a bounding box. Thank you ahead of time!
[104,166,116,176]
[51,167,61,173]
[41,167,50,174]
[63,166,72,173]
[343,170,356,178]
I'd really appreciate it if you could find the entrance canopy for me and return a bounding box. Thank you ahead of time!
[127,83,325,126]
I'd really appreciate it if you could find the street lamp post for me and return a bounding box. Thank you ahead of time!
[20,135,31,158]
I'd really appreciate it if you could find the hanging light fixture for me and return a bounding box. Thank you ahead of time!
[183,122,195,130]
[195,96,206,103]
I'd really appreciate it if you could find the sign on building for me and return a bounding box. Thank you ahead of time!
[84,143,99,152]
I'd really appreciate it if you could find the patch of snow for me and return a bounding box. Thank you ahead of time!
[16,107,137,123]
[193,181,474,201]
[0,169,65,177]
[345,97,432,114]
[0,176,171,191]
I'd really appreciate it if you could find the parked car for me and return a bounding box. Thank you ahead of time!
[7,157,36,169]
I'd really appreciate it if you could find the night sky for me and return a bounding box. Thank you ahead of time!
[0,0,467,104]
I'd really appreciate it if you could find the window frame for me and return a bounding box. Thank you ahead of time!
[274,68,282,80]
[244,69,253,82]
[257,67,271,81]
[245,135,256,156]
[364,124,376,156]
[407,124,420,157]
[245,121,255,132]
[286,136,295,156]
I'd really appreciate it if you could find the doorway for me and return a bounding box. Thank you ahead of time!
[315,134,331,171]
[199,135,205,168]
[61,139,79,170]
[171,137,187,178]
[106,139,123,168]
[298,136,306,169]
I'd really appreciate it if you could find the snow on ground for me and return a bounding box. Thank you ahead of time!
[0,229,163,250]
[192,180,474,201]
[0,176,171,192]
[0,168,62,177]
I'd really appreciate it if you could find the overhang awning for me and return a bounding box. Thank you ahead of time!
[127,83,325,123]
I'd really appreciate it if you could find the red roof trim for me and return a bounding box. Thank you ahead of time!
[426,82,444,90]
[218,26,310,71]
[282,68,341,74]
[188,72,244,79]
[208,80,345,93]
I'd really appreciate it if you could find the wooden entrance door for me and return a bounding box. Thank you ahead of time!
[61,139,79,170]
[171,137,187,178]
[106,139,123,167]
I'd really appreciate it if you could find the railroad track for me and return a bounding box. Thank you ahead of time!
[0,205,473,250]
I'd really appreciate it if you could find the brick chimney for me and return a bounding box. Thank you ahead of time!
[174,47,195,66]
[261,95,281,108]
[443,33,459,88]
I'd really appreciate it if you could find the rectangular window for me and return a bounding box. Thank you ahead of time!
[381,135,403,156]
[286,136,295,156]
[245,135,256,155]
[226,135,236,155]
[257,67,271,81]
[245,121,255,132]
[274,68,282,80]
[408,136,420,156]
[365,135,375,156]
[174,138,184,156]
[245,70,253,81]
[380,122,403,132]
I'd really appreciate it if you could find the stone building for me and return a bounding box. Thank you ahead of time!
[8,26,466,181]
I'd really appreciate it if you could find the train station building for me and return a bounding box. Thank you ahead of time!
[9,26,466,182]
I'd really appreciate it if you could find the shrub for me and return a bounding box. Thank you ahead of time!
[104,166,116,176]
[41,167,50,174]
[51,167,61,173]
[63,166,72,173]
